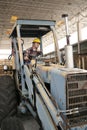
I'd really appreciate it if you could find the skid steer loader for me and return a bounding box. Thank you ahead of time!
[7,18,87,130]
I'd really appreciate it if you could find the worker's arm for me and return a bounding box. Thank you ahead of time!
[23,49,31,63]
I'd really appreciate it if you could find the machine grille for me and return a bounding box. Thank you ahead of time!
[67,74,87,81]
[66,73,87,126]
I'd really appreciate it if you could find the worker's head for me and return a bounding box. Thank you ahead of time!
[32,38,40,49]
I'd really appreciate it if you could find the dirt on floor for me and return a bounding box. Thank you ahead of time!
[17,112,40,130]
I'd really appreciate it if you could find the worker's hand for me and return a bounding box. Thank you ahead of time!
[37,51,43,56]
[24,56,29,60]
[31,59,36,66]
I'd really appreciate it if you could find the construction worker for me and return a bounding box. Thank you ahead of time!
[23,38,42,64]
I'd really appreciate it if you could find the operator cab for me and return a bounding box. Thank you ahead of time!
[9,19,60,92]
[9,19,59,64]
[10,19,53,38]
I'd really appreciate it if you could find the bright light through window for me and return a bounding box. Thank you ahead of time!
[82,27,87,40]
[70,32,78,45]
[58,37,66,49]
[0,49,11,59]
[43,44,55,54]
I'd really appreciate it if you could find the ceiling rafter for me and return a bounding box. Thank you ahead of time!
[0,0,87,41]
[0,0,85,12]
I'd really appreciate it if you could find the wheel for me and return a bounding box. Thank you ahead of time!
[1,117,25,130]
[0,75,17,125]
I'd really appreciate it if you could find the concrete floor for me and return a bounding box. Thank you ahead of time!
[23,118,40,130]
[0,113,40,130]
[17,112,40,130]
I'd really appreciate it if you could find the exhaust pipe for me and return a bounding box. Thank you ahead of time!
[62,14,74,68]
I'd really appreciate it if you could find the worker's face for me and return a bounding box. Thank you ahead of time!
[33,42,40,49]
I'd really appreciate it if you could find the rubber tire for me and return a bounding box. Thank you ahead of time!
[0,75,17,125]
[1,117,25,130]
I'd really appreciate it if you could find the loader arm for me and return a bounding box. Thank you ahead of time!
[23,64,70,130]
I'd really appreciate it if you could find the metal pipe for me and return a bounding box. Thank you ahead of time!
[51,26,62,64]
[77,21,82,54]
[62,14,74,68]
[13,38,19,71]
[77,19,82,68]
[16,25,27,95]
[62,14,70,45]
[33,76,63,125]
